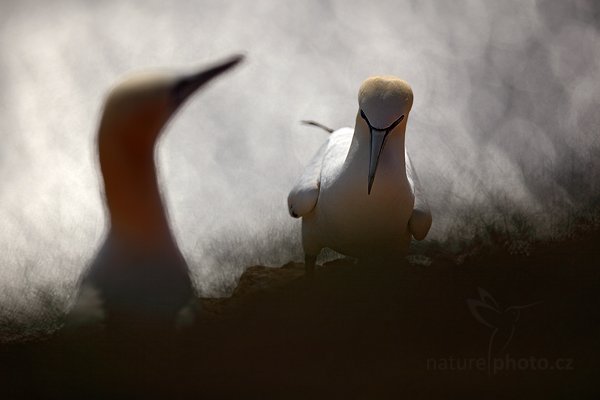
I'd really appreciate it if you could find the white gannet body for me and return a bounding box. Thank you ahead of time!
[288,77,432,274]
[67,56,243,331]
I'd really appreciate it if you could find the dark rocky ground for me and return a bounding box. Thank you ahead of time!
[2,231,600,399]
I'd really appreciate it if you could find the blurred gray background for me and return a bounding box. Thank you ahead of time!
[1,0,599,336]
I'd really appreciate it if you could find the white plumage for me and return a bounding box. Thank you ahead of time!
[288,76,432,273]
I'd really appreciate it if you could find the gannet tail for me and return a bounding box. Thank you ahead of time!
[301,120,334,134]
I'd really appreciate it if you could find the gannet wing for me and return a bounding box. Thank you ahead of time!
[406,149,432,240]
[287,140,329,218]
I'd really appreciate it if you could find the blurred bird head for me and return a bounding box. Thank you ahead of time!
[98,55,244,154]
[95,55,243,239]
[357,76,413,194]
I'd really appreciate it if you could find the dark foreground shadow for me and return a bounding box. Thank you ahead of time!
[3,232,600,399]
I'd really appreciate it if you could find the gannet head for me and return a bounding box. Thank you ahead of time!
[357,76,413,195]
[96,55,243,243]
[98,55,244,153]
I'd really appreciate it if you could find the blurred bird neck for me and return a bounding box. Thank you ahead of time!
[100,138,178,253]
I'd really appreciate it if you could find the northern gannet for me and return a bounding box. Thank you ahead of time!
[288,77,432,274]
[67,55,244,331]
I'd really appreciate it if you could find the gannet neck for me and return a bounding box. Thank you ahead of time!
[99,132,175,251]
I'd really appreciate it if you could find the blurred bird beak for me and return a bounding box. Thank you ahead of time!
[368,129,389,195]
[172,54,244,108]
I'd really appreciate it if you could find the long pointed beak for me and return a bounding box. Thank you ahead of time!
[368,129,389,195]
[172,54,244,108]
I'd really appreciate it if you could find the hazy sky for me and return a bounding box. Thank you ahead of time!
[1,1,599,324]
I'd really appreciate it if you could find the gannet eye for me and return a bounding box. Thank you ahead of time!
[386,114,404,132]
[360,109,366,119]
[172,79,189,104]
[172,76,200,107]
[360,109,371,127]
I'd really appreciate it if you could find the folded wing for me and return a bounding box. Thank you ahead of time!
[406,150,432,240]
[287,140,329,218]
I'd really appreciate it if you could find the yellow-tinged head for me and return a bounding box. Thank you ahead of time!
[356,76,414,194]
[358,76,413,130]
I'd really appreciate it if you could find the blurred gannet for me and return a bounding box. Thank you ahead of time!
[67,55,244,331]
[288,77,432,274]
